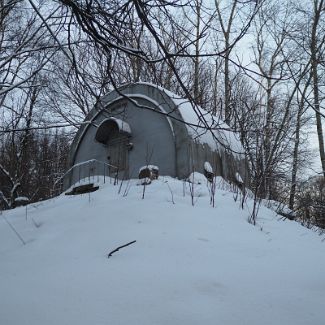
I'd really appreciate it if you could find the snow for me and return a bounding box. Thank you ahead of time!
[76,83,244,158]
[123,83,244,157]
[0,176,324,325]
[174,98,244,156]
[204,161,213,173]
[103,117,131,134]
[60,159,117,187]
[14,196,29,202]
[141,84,245,157]
[187,171,208,184]
[235,172,244,184]
[262,199,297,218]
[137,177,152,185]
[139,165,159,173]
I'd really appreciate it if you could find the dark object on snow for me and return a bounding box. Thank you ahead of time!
[204,170,214,182]
[107,240,136,258]
[65,183,99,195]
[138,165,159,181]
[278,210,295,221]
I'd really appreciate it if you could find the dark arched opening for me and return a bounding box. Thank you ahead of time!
[95,118,132,177]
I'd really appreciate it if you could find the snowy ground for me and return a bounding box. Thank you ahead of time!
[1,176,324,325]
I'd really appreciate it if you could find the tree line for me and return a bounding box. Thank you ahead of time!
[0,0,324,228]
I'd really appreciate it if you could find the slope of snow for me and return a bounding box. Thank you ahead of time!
[0,176,324,325]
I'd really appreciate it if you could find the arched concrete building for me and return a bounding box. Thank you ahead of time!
[64,83,248,189]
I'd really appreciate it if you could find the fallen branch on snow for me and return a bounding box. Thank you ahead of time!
[107,240,136,258]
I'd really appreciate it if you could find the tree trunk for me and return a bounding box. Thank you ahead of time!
[289,96,305,209]
[224,39,231,125]
[311,0,325,177]
[312,65,325,176]
[193,0,201,104]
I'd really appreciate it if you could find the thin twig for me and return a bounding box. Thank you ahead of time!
[107,240,136,258]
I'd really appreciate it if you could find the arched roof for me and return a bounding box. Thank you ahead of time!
[68,82,244,167]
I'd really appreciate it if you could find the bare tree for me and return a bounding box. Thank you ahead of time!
[308,0,325,176]
[213,0,261,124]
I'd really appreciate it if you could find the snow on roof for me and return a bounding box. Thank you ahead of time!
[95,117,131,144]
[104,117,131,134]
[76,83,244,159]
[169,94,244,157]
[136,83,244,157]
[139,165,159,173]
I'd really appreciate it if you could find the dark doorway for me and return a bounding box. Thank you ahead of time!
[107,127,129,178]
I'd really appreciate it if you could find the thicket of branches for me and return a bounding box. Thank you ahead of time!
[0,0,324,228]
[0,130,70,208]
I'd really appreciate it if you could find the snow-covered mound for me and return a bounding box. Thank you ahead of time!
[0,177,324,325]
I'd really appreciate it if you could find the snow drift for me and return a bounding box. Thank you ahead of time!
[0,176,324,325]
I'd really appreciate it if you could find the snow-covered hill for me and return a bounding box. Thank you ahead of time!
[1,176,324,325]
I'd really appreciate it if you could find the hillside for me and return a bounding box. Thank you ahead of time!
[1,176,324,325]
